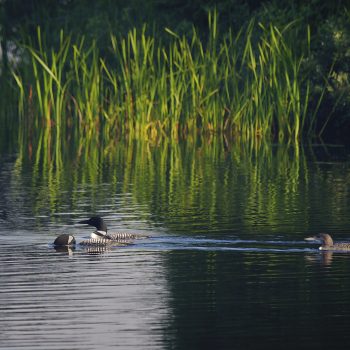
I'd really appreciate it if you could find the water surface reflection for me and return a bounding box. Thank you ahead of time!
[1,140,350,349]
[164,249,350,349]
[1,241,170,349]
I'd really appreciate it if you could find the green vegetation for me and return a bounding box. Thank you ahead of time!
[1,0,350,145]
[11,13,315,141]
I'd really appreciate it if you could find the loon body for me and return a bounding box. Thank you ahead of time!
[79,238,128,247]
[78,216,148,240]
[53,216,148,248]
[305,233,350,251]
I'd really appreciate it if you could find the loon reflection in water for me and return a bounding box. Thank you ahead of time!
[305,233,350,251]
[53,216,149,248]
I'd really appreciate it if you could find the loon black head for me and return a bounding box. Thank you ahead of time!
[78,216,107,232]
[54,234,76,247]
[78,216,108,239]
[305,233,334,248]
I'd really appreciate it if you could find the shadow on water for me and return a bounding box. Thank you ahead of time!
[1,131,350,349]
[162,248,350,350]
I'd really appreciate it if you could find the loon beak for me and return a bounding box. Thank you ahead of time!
[304,236,319,242]
[78,219,90,224]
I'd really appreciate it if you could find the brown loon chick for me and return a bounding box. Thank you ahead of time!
[305,233,350,251]
[78,216,149,240]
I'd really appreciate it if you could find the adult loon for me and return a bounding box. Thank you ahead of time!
[53,216,148,247]
[78,216,148,240]
[305,233,350,251]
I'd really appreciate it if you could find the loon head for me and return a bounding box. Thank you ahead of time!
[78,216,111,239]
[305,233,334,249]
[78,216,108,232]
[54,234,76,247]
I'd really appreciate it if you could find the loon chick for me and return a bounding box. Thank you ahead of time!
[78,216,148,240]
[305,233,350,251]
[54,234,76,247]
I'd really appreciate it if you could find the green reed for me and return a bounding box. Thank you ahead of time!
[12,12,317,141]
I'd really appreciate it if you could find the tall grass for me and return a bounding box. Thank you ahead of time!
[12,12,316,141]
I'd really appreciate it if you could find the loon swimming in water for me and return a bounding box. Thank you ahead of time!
[53,216,148,247]
[78,216,149,240]
[305,233,350,251]
[54,234,76,247]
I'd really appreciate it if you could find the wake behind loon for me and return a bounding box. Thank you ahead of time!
[53,216,148,247]
[305,233,350,251]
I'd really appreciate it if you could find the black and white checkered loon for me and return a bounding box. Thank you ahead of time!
[305,233,350,251]
[53,216,149,247]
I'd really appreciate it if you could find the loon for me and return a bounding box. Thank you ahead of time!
[78,216,148,240]
[54,234,76,247]
[53,216,148,248]
[305,233,350,251]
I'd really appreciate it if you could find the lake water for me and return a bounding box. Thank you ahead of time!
[1,138,350,349]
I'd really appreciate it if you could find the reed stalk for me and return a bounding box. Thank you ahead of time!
[12,11,319,142]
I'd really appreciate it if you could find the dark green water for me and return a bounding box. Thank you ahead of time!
[1,138,350,349]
